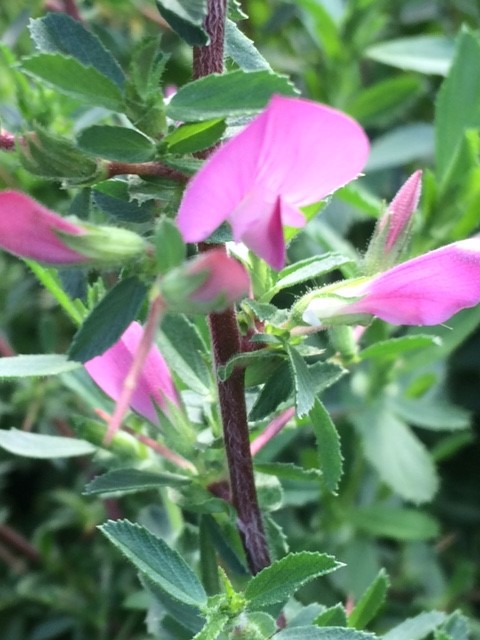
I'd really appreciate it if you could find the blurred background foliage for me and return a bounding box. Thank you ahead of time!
[0,1,479,638]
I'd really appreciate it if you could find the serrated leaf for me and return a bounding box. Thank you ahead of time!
[435,29,480,185]
[350,506,439,541]
[245,551,341,608]
[218,349,280,382]
[254,462,321,483]
[167,70,297,121]
[0,354,81,378]
[93,180,155,223]
[155,0,208,46]
[83,468,191,495]
[365,35,454,75]
[249,361,293,421]
[21,125,99,182]
[275,626,376,639]
[271,254,354,296]
[383,611,446,640]
[193,612,229,640]
[21,54,124,111]
[348,569,390,630]
[100,519,207,607]
[314,604,347,627]
[353,401,438,503]
[359,335,441,361]
[77,126,155,162]
[0,428,96,458]
[224,19,272,71]
[68,277,147,362]
[164,119,226,155]
[157,314,211,395]
[29,13,124,88]
[286,345,316,417]
[307,399,343,493]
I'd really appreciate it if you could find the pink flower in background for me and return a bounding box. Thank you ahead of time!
[177,95,369,270]
[0,190,89,264]
[303,238,480,326]
[85,322,179,425]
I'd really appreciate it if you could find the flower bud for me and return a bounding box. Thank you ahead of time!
[160,249,250,314]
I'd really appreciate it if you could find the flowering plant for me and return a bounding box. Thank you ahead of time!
[0,2,478,639]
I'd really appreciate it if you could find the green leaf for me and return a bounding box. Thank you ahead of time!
[100,519,208,607]
[365,35,454,75]
[249,361,293,421]
[350,507,439,541]
[392,397,470,431]
[0,428,96,458]
[154,217,187,274]
[0,354,81,378]
[21,54,124,111]
[314,604,347,627]
[353,400,438,503]
[268,254,353,297]
[218,349,281,382]
[276,627,376,639]
[83,468,191,495]
[164,119,226,155]
[367,123,434,172]
[359,335,441,361]
[383,611,446,640]
[286,345,316,417]
[224,19,272,71]
[29,13,124,88]
[155,0,208,46]
[348,569,389,630]
[158,314,211,395]
[93,180,155,223]
[307,399,343,493]
[193,612,229,640]
[167,70,297,121]
[245,551,341,608]
[21,125,99,182]
[255,462,321,483]
[438,612,470,640]
[68,277,147,362]
[435,29,480,185]
[348,75,425,127]
[77,126,155,162]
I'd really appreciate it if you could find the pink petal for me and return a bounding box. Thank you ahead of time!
[177,96,369,268]
[84,322,178,424]
[0,191,89,264]
[349,238,480,325]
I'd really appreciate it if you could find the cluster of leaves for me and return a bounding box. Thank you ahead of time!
[0,1,479,639]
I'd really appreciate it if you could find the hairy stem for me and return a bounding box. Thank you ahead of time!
[191,0,270,575]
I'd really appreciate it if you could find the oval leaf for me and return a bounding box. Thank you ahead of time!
[0,428,96,458]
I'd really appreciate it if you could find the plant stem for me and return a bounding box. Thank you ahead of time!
[193,0,271,575]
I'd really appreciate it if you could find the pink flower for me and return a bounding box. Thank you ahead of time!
[176,95,369,270]
[302,238,480,326]
[84,322,179,425]
[0,190,89,264]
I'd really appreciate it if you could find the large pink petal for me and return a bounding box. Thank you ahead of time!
[176,96,369,267]
[85,322,178,424]
[349,239,480,325]
[0,191,88,264]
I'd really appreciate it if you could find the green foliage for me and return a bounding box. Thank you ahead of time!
[0,428,96,458]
